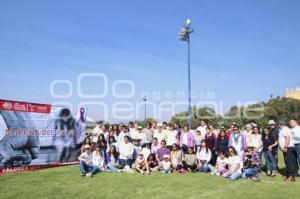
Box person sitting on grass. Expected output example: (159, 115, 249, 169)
(78, 144, 92, 176)
(223, 146, 242, 180)
(147, 153, 159, 172)
(182, 147, 198, 172)
(106, 145, 121, 172)
(159, 154, 172, 173)
(241, 144, 261, 181)
(135, 153, 150, 174)
(156, 140, 171, 165)
(197, 140, 211, 173)
(88, 145, 106, 177)
(170, 143, 183, 171)
(208, 151, 228, 176)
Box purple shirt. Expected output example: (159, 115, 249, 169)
(156, 147, 171, 161)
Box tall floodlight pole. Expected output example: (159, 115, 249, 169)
(142, 96, 147, 122)
(179, 19, 193, 129)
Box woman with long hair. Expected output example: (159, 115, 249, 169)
(262, 127, 278, 176)
(223, 146, 242, 180)
(197, 140, 211, 173)
(106, 145, 121, 172)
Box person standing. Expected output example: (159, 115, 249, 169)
(228, 125, 247, 159)
(268, 120, 280, 168)
(142, 122, 154, 143)
(179, 125, 195, 154)
(290, 118, 300, 175)
(153, 123, 167, 145)
(119, 136, 134, 169)
(262, 127, 278, 176)
(166, 124, 178, 150)
(278, 120, 297, 182)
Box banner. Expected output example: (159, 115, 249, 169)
(0, 99, 86, 174)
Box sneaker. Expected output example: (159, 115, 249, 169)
(210, 172, 214, 175)
(86, 172, 92, 177)
(146, 171, 150, 175)
(81, 172, 86, 176)
(168, 171, 171, 174)
(161, 171, 166, 174)
(140, 171, 144, 175)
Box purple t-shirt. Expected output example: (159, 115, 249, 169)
(156, 147, 171, 161)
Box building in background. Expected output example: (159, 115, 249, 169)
(286, 87, 300, 100)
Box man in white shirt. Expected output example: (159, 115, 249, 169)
(278, 120, 297, 182)
(91, 124, 102, 144)
(119, 135, 134, 169)
(290, 119, 300, 175)
(196, 120, 207, 135)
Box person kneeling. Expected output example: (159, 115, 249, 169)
(135, 153, 149, 174)
(242, 144, 261, 181)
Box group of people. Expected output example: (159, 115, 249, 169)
(78, 119, 300, 182)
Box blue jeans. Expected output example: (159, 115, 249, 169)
(119, 159, 132, 169)
(242, 168, 258, 178)
(208, 164, 225, 175)
(107, 163, 119, 172)
(198, 160, 209, 173)
(91, 166, 102, 175)
(263, 151, 277, 172)
(295, 144, 300, 163)
(80, 161, 92, 174)
(223, 171, 241, 180)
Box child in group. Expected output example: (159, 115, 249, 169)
(147, 153, 159, 172)
(208, 151, 228, 176)
(135, 153, 150, 174)
(159, 154, 172, 173)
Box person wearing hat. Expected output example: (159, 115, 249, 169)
(159, 154, 172, 173)
(241, 143, 261, 181)
(278, 120, 297, 182)
(78, 144, 93, 176)
(135, 152, 149, 174)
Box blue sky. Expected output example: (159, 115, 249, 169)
(0, 0, 299, 123)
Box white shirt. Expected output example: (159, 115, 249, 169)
(92, 126, 102, 143)
(92, 151, 105, 168)
(249, 134, 263, 152)
(196, 125, 207, 134)
(141, 147, 151, 160)
(182, 132, 188, 145)
(117, 131, 128, 144)
(279, 126, 294, 150)
(166, 130, 178, 146)
(291, 125, 300, 144)
(154, 130, 166, 144)
(228, 155, 242, 173)
(119, 142, 134, 159)
(216, 157, 228, 169)
(196, 148, 211, 161)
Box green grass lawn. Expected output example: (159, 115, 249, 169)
(1, 162, 300, 199)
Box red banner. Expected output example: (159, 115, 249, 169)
(0, 99, 52, 113)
